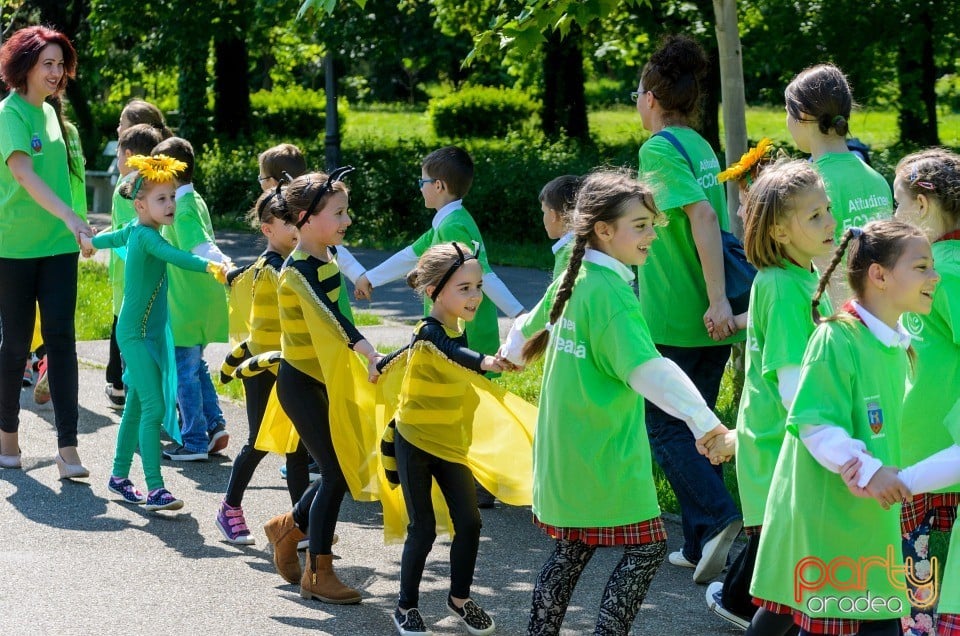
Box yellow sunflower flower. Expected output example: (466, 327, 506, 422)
(126, 154, 188, 183)
(717, 137, 775, 183)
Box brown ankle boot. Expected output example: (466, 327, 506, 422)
(300, 552, 361, 604)
(263, 512, 305, 584)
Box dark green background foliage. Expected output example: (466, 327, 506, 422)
(428, 86, 539, 138)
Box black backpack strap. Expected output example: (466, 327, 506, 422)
(653, 129, 696, 175)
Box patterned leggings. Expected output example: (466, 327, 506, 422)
(527, 538, 666, 636)
(903, 508, 943, 636)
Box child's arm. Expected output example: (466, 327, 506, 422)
(357, 245, 420, 297)
(225, 263, 252, 287)
(418, 320, 487, 373)
(799, 424, 887, 489)
(481, 272, 524, 318)
(90, 224, 134, 251)
(626, 357, 731, 459)
(335, 246, 366, 284)
(892, 446, 960, 496)
(143, 230, 222, 275)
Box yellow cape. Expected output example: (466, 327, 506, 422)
(227, 265, 256, 346)
(253, 269, 380, 503)
(376, 340, 536, 544)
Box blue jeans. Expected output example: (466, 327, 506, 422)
(644, 343, 740, 562)
(175, 345, 225, 453)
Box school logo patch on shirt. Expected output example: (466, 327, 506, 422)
(30, 133, 42, 154)
(867, 400, 884, 435)
(903, 313, 924, 340)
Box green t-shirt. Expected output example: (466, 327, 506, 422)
(736, 261, 830, 526)
(637, 126, 743, 347)
(161, 189, 228, 346)
(533, 252, 661, 528)
(109, 174, 137, 316)
(900, 240, 960, 491)
(815, 153, 892, 242)
(411, 205, 499, 356)
(520, 233, 575, 339)
(64, 121, 86, 221)
(751, 318, 908, 619)
(0, 91, 76, 258)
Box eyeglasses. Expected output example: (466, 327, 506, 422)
(630, 89, 654, 103)
(418, 177, 439, 188)
(257, 175, 272, 183)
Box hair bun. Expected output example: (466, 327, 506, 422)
(653, 34, 709, 80)
(405, 269, 419, 290)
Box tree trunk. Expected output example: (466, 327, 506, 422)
(541, 24, 589, 141)
(214, 36, 252, 139)
(897, 3, 939, 145)
(324, 54, 341, 171)
(177, 37, 210, 147)
(712, 0, 748, 239)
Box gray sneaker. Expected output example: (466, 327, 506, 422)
(393, 607, 430, 635)
(162, 444, 208, 461)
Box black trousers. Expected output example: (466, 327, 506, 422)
(106, 315, 123, 390)
(395, 431, 482, 609)
(224, 370, 310, 507)
(277, 361, 346, 555)
(0, 253, 79, 447)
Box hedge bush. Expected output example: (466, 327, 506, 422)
(250, 87, 348, 138)
(195, 131, 637, 248)
(428, 86, 538, 139)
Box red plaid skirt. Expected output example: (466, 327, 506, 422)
(744, 524, 761, 537)
(533, 515, 667, 546)
(751, 598, 868, 635)
(938, 613, 960, 635)
(900, 492, 960, 535)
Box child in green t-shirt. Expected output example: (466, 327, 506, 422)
(354, 146, 524, 357)
(704, 160, 836, 629)
(748, 220, 939, 636)
(503, 170, 730, 635)
(152, 137, 232, 462)
(103, 123, 164, 408)
(886, 149, 960, 635)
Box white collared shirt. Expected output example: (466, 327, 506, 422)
(552, 232, 574, 255)
(175, 183, 194, 201)
(431, 199, 464, 230)
(582, 248, 635, 282)
(850, 300, 912, 349)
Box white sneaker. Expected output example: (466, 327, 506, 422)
(705, 582, 750, 630)
(694, 520, 743, 583)
(668, 550, 696, 568)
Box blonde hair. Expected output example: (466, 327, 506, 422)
(406, 242, 475, 298)
(743, 160, 825, 269)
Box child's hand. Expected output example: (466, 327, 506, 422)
(864, 466, 910, 509)
(839, 457, 870, 498)
(78, 232, 95, 257)
(207, 261, 229, 284)
(705, 430, 737, 465)
(367, 357, 382, 384)
(480, 355, 508, 373)
(355, 274, 373, 301)
(495, 353, 522, 373)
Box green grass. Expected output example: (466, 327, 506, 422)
(77, 261, 112, 340)
(354, 310, 383, 326)
(213, 372, 245, 403)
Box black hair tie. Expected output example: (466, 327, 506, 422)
(430, 242, 478, 301)
(296, 165, 356, 229)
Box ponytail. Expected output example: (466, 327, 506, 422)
(522, 234, 588, 363)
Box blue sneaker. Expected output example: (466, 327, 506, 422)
(107, 476, 146, 505)
(279, 460, 321, 481)
(145, 488, 184, 511)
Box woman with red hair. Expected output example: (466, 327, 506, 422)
(0, 26, 93, 478)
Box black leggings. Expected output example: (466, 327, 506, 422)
(224, 371, 310, 507)
(722, 529, 761, 618)
(0, 253, 79, 447)
(395, 431, 482, 609)
(527, 538, 666, 635)
(106, 315, 123, 390)
(277, 361, 346, 555)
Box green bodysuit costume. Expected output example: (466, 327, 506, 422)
(93, 222, 211, 490)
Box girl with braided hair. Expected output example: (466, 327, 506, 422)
(502, 169, 731, 635)
(748, 220, 939, 636)
(80, 155, 228, 511)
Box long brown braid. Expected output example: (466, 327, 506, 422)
(812, 228, 856, 322)
(522, 233, 589, 362)
(521, 170, 659, 363)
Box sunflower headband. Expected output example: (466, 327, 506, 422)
(717, 138, 775, 188)
(125, 154, 188, 200)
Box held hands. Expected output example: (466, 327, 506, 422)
(66, 214, 94, 247)
(840, 457, 911, 509)
(206, 261, 229, 284)
(355, 274, 373, 301)
(480, 354, 521, 374)
(696, 424, 735, 465)
(703, 298, 737, 341)
(78, 232, 96, 258)
(367, 353, 384, 384)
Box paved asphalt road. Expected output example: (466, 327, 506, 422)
(0, 217, 744, 635)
